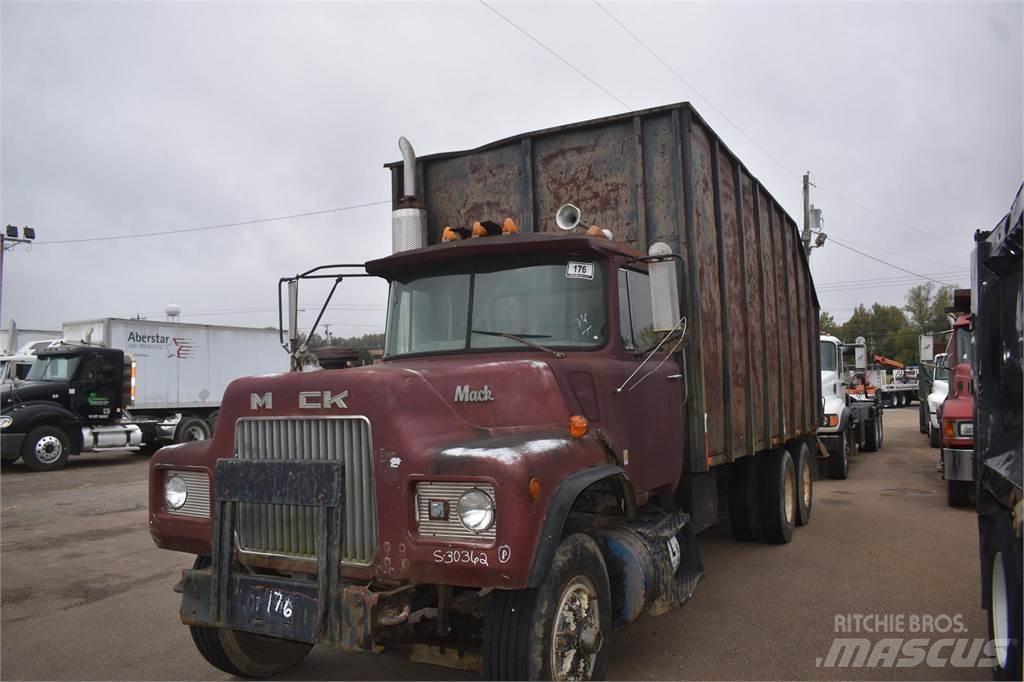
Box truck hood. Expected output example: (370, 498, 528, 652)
(0, 380, 68, 409)
(213, 356, 573, 456)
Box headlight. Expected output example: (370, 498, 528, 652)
(164, 474, 188, 510)
(821, 413, 839, 428)
(0, 415, 11, 429)
(457, 488, 495, 532)
(957, 421, 974, 438)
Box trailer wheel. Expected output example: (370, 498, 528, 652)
(827, 431, 850, 480)
(728, 455, 761, 541)
(759, 448, 795, 543)
(928, 423, 941, 448)
(176, 417, 211, 444)
(984, 511, 1022, 681)
(863, 413, 883, 452)
(188, 557, 311, 678)
(21, 425, 71, 472)
(788, 442, 813, 526)
(946, 480, 971, 507)
(484, 533, 610, 681)
(919, 403, 928, 434)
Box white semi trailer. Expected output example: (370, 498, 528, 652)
(61, 318, 284, 446)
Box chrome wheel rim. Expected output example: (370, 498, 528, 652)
(550, 576, 602, 681)
(182, 425, 207, 442)
(801, 458, 812, 509)
(992, 551, 1009, 667)
(34, 435, 63, 464)
(784, 461, 795, 524)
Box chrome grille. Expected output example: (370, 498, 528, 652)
(415, 481, 497, 541)
(164, 470, 210, 518)
(234, 417, 376, 565)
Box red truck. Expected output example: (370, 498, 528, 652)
(940, 290, 975, 507)
(149, 104, 821, 680)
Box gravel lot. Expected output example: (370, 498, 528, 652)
(1, 407, 990, 680)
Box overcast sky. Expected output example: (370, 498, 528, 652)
(2, 1, 1021, 342)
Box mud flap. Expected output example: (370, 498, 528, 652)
(594, 508, 703, 629)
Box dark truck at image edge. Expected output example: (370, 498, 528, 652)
(149, 103, 822, 680)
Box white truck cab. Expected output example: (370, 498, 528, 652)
(926, 352, 950, 449)
(818, 335, 884, 479)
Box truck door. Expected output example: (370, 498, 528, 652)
(613, 268, 686, 493)
(71, 351, 121, 424)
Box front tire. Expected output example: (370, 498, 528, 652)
(827, 431, 850, 480)
(21, 425, 71, 471)
(946, 480, 972, 507)
(188, 557, 312, 678)
(919, 403, 928, 434)
(928, 423, 941, 448)
(484, 533, 611, 681)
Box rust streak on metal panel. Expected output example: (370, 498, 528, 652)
(757, 187, 780, 445)
(633, 116, 648, 252)
(521, 138, 535, 234)
(708, 139, 733, 456)
(740, 171, 765, 451)
(718, 151, 747, 457)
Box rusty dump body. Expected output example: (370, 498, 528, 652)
(387, 101, 822, 464)
(151, 103, 821, 672)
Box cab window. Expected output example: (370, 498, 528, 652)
(618, 269, 654, 350)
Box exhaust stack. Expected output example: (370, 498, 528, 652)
(392, 136, 427, 253)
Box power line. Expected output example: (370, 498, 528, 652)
(479, 0, 631, 110)
(819, 235, 965, 270)
(825, 237, 954, 286)
(588, 1, 966, 253)
(816, 271, 967, 288)
(35, 199, 391, 245)
(814, 185, 967, 250)
(592, 0, 802, 180)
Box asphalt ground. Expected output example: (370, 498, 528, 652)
(1, 407, 991, 681)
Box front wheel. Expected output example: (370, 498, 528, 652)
(484, 533, 611, 680)
(21, 425, 71, 471)
(176, 416, 211, 444)
(919, 403, 928, 434)
(188, 557, 312, 678)
(928, 423, 941, 448)
(827, 431, 850, 480)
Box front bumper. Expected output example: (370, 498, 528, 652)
(942, 448, 974, 482)
(180, 457, 405, 650)
(1, 432, 25, 459)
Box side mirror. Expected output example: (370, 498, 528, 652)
(648, 242, 680, 333)
(854, 346, 867, 370)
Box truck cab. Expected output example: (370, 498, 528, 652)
(818, 335, 884, 479)
(0, 344, 141, 470)
(940, 315, 975, 506)
(926, 352, 950, 448)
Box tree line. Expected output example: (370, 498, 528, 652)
(819, 283, 957, 365)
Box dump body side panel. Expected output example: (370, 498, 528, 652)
(387, 103, 818, 468)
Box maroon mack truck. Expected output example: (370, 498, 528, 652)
(149, 103, 822, 681)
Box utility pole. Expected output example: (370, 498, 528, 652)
(801, 173, 812, 255)
(1, 226, 38, 329)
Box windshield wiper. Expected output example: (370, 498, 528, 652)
(471, 330, 565, 359)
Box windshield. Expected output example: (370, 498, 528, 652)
(385, 261, 606, 357)
(26, 355, 81, 381)
(954, 328, 973, 365)
(934, 354, 949, 382)
(819, 340, 838, 372)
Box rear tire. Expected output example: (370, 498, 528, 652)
(21, 425, 71, 472)
(188, 557, 312, 678)
(985, 511, 1022, 681)
(863, 413, 883, 452)
(759, 448, 795, 544)
(919, 403, 928, 434)
(946, 480, 972, 507)
(175, 416, 211, 444)
(728, 455, 761, 541)
(788, 442, 813, 527)
(827, 431, 849, 480)
(483, 533, 611, 681)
